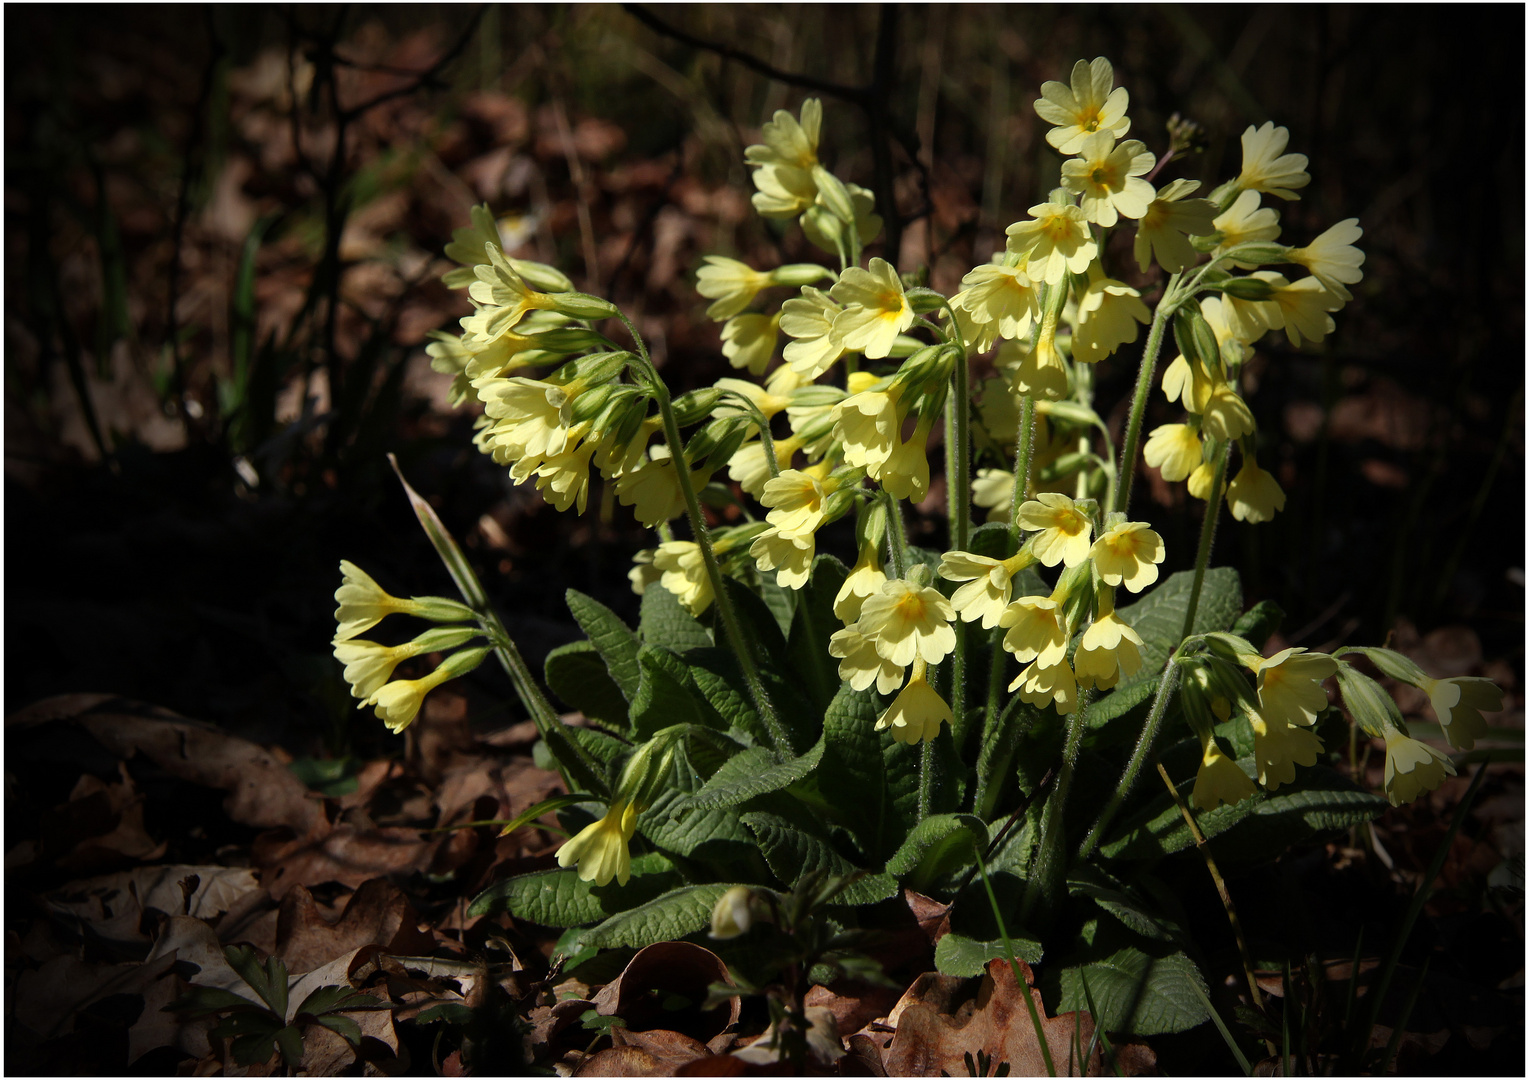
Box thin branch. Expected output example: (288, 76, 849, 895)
(340, 6, 488, 121)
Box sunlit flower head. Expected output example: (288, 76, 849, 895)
(875, 667, 954, 745)
(830, 258, 914, 360)
(832, 387, 903, 474)
(829, 625, 906, 695)
(972, 468, 1016, 523)
(1072, 275, 1151, 364)
(1200, 383, 1256, 442)
(762, 468, 835, 539)
(939, 551, 1029, 630)
(1191, 740, 1257, 811)
(721, 312, 781, 375)
(557, 800, 640, 886)
(696, 257, 775, 321)
(1251, 648, 1337, 728)
(1006, 202, 1099, 285)
(336, 630, 478, 702)
(532, 437, 598, 514)
(1236, 122, 1310, 201)
(948, 263, 1039, 354)
(1017, 492, 1094, 567)
(1213, 190, 1282, 266)
(999, 596, 1069, 667)
(1270, 277, 1341, 348)
(334, 561, 418, 642)
(1074, 610, 1145, 691)
(1219, 271, 1286, 343)
(1382, 728, 1456, 807)
(1033, 57, 1131, 156)
(1288, 218, 1365, 302)
(878, 418, 934, 503)
(750, 526, 815, 590)
(1134, 178, 1218, 274)
(1011, 657, 1078, 715)
(781, 286, 846, 378)
(1251, 709, 1323, 791)
(464, 244, 560, 339)
(654, 540, 714, 617)
(1061, 132, 1156, 227)
(835, 543, 888, 623)
(1010, 326, 1070, 401)
(476, 377, 571, 460)
(1420, 676, 1504, 752)
(1187, 461, 1218, 501)
(1089, 521, 1165, 593)
(745, 100, 823, 218)
(858, 579, 957, 667)
(1144, 423, 1203, 482)
(1227, 457, 1286, 523)
(1161, 354, 1214, 414)
(728, 434, 802, 499)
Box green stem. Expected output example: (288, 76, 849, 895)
(943, 323, 974, 753)
(976, 849, 1057, 1078)
(1077, 657, 1183, 860)
(1114, 272, 1181, 515)
(884, 488, 910, 579)
(1179, 441, 1231, 642)
(1021, 687, 1093, 926)
(1010, 394, 1036, 539)
(620, 315, 794, 755)
(918, 738, 934, 824)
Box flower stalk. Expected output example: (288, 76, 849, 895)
(1114, 272, 1181, 515)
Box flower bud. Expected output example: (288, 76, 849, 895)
(1334, 661, 1406, 739)
(1220, 276, 1277, 302)
(709, 885, 758, 940)
(1173, 303, 1222, 377)
(438, 644, 492, 678)
(411, 595, 479, 623)
(1221, 242, 1290, 268)
(670, 387, 725, 426)
(771, 263, 834, 288)
(810, 165, 857, 224)
(1342, 646, 1429, 686)
(548, 292, 621, 320)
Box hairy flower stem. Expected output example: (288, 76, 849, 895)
(918, 739, 934, 824)
(883, 489, 910, 580)
(1077, 657, 1183, 860)
(621, 315, 794, 755)
(1179, 442, 1231, 641)
(943, 325, 974, 753)
(1010, 395, 1037, 538)
(1021, 687, 1093, 927)
(1114, 272, 1182, 515)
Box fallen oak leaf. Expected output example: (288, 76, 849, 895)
(276, 878, 436, 975)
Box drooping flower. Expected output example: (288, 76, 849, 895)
(1033, 57, 1132, 155)
(857, 579, 957, 667)
(835, 543, 888, 623)
(1250, 648, 1337, 727)
(334, 561, 419, 641)
(721, 312, 781, 375)
(1072, 274, 1151, 363)
(1419, 676, 1504, 751)
(1382, 729, 1456, 807)
(556, 800, 640, 886)
(972, 468, 1016, 523)
(1187, 461, 1218, 501)
(1213, 190, 1282, 265)
(531, 437, 599, 514)
(1074, 609, 1145, 691)
(696, 257, 775, 321)
(1016, 492, 1094, 568)
(780, 286, 846, 378)
(878, 416, 934, 503)
(1287, 219, 1365, 302)
(762, 468, 836, 539)
(875, 665, 954, 745)
(1006, 202, 1099, 285)
(615, 452, 712, 528)
(367, 668, 458, 733)
(1134, 178, 1218, 274)
(1269, 277, 1341, 348)
(832, 387, 903, 475)
(1010, 322, 1071, 400)
(948, 263, 1039, 354)
(1200, 383, 1256, 442)
(999, 596, 1069, 667)
(1236, 122, 1310, 201)
(463, 244, 561, 340)
(1226, 457, 1286, 523)
(476, 377, 572, 460)
(728, 434, 802, 499)
(709, 885, 757, 940)
(746, 99, 823, 218)
(1061, 132, 1156, 227)
(830, 258, 914, 360)
(1250, 709, 1323, 791)
(828, 625, 906, 695)
(654, 541, 714, 617)
(750, 526, 815, 590)
(1090, 521, 1165, 593)
(1219, 271, 1286, 343)
(1191, 740, 1257, 811)
(1144, 423, 1203, 482)
(1011, 657, 1078, 715)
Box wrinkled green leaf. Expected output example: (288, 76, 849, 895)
(466, 851, 677, 925)
(741, 811, 895, 904)
(1115, 568, 1242, 691)
(819, 684, 908, 863)
(1054, 943, 1209, 1035)
(686, 738, 825, 809)
(686, 647, 772, 747)
(567, 589, 642, 700)
(1067, 865, 1180, 942)
(785, 555, 848, 715)
(935, 931, 1043, 977)
(580, 884, 734, 949)
(884, 813, 985, 886)
(630, 645, 717, 738)
(545, 640, 630, 727)
(639, 582, 712, 653)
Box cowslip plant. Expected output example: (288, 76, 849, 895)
(333, 58, 1504, 1041)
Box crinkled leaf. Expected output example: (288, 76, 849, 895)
(466, 851, 677, 925)
(580, 884, 733, 949)
(1114, 568, 1242, 691)
(1067, 865, 1180, 942)
(819, 684, 906, 863)
(966, 521, 1019, 562)
(638, 746, 753, 858)
(1053, 942, 1209, 1036)
(884, 813, 986, 888)
(639, 582, 712, 654)
(935, 932, 1042, 977)
(741, 811, 895, 903)
(686, 738, 826, 809)
(630, 645, 717, 739)
(545, 641, 630, 727)
(566, 588, 642, 700)
(976, 690, 1044, 821)
(758, 575, 797, 640)
(1231, 599, 1284, 650)
(785, 555, 848, 715)
(686, 647, 771, 747)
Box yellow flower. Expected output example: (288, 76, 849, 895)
(1061, 132, 1156, 227)
(833, 387, 903, 475)
(1144, 423, 1203, 482)
(443, 204, 572, 292)
(948, 263, 1039, 353)
(367, 666, 459, 733)
(830, 258, 914, 360)
(654, 541, 713, 617)
(463, 244, 560, 339)
(1213, 190, 1282, 266)
(333, 561, 471, 641)
(1187, 462, 1217, 501)
(557, 800, 640, 886)
(1072, 274, 1150, 364)
(835, 543, 888, 623)
(728, 434, 802, 499)
(1191, 740, 1257, 811)
(1134, 178, 1218, 273)
(940, 551, 1031, 630)
(721, 312, 781, 375)
(1236, 122, 1310, 201)
(697, 257, 775, 321)
(828, 625, 906, 695)
(1006, 202, 1099, 285)
(746, 99, 822, 218)
(1161, 354, 1214, 414)
(1219, 271, 1285, 343)
(878, 416, 934, 503)
(1010, 323, 1070, 400)
(762, 468, 836, 539)
(875, 665, 954, 745)
(1250, 648, 1337, 727)
(709, 885, 756, 940)
(750, 526, 815, 590)
(1011, 658, 1078, 715)
(531, 438, 598, 514)
(1226, 457, 1286, 523)
(1017, 492, 1093, 568)
(1201, 383, 1256, 442)
(1269, 277, 1340, 348)
(628, 549, 661, 595)
(858, 579, 957, 667)
(1288, 219, 1365, 302)
(476, 377, 572, 459)
(337, 631, 481, 701)
(999, 596, 1069, 667)
(1074, 610, 1145, 691)
(972, 468, 1015, 523)
(1382, 729, 1456, 807)
(780, 286, 846, 378)
(1089, 522, 1165, 593)
(1033, 57, 1131, 156)
(1419, 676, 1504, 751)
(615, 452, 711, 528)
(1250, 710, 1323, 791)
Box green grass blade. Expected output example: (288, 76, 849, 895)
(975, 846, 1055, 1077)
(1179, 972, 1252, 1076)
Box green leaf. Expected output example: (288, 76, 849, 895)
(976, 692, 1044, 820)
(224, 946, 289, 1019)
(884, 814, 986, 888)
(566, 589, 642, 700)
(466, 851, 678, 925)
(818, 683, 907, 863)
(935, 931, 1043, 977)
(1087, 675, 1161, 730)
(1067, 866, 1180, 942)
(686, 738, 826, 810)
(1114, 568, 1242, 691)
(639, 582, 712, 654)
(545, 641, 630, 727)
(1054, 944, 1209, 1035)
(295, 984, 379, 1018)
(630, 645, 715, 739)
(580, 884, 734, 949)
(966, 521, 1019, 561)
(686, 647, 772, 746)
(489, 794, 604, 841)
(741, 811, 896, 904)
(718, 579, 819, 753)
(314, 1013, 363, 1046)
(785, 555, 849, 716)
(168, 986, 270, 1019)
(759, 576, 798, 640)
(274, 1024, 307, 1068)
(637, 745, 753, 858)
